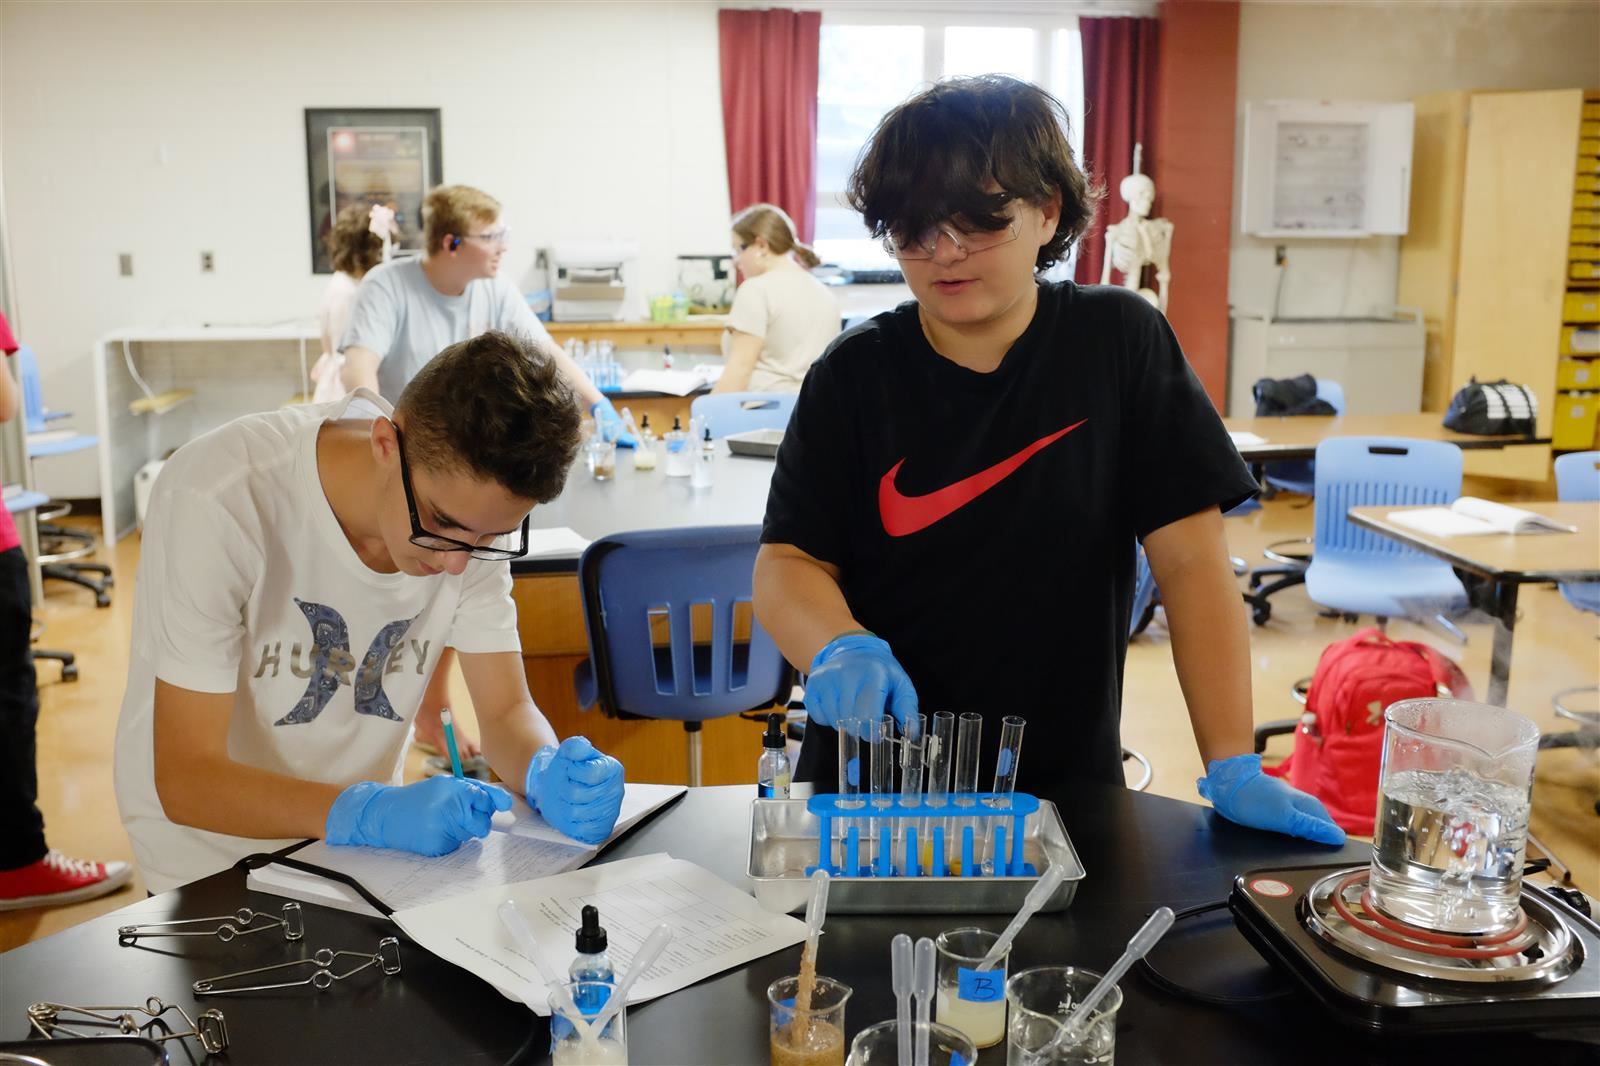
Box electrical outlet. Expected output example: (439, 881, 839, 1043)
(119, 253, 133, 277)
(201, 251, 215, 273)
(1274, 244, 1288, 267)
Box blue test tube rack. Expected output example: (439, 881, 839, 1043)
(804, 792, 1040, 878)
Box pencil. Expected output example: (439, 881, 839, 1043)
(440, 708, 465, 779)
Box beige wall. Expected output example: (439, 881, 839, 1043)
(1227, 0, 1600, 370)
(1, 0, 729, 498)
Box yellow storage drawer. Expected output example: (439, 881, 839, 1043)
(1563, 325, 1600, 355)
(1585, 103, 1600, 120)
(1581, 155, 1600, 175)
(1567, 291, 1600, 321)
(1579, 193, 1600, 210)
(1573, 261, 1600, 280)
(1553, 393, 1600, 450)
(1558, 358, 1600, 389)
(1574, 228, 1600, 244)
(1575, 210, 1600, 227)
(1579, 174, 1600, 192)
(1574, 244, 1600, 261)
(1584, 121, 1600, 138)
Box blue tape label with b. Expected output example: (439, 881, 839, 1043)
(957, 966, 1004, 1003)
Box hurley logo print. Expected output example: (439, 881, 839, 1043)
(250, 599, 427, 726)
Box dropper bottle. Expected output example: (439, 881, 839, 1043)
(569, 904, 615, 1014)
(758, 713, 792, 799)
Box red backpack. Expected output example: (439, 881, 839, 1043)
(1265, 628, 1472, 835)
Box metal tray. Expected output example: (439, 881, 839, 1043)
(725, 428, 783, 458)
(746, 798, 1085, 914)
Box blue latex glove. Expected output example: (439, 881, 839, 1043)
(325, 777, 512, 856)
(805, 633, 920, 732)
(591, 397, 638, 449)
(525, 736, 625, 845)
(1197, 753, 1347, 846)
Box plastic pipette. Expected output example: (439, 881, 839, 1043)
(587, 922, 674, 1038)
(803, 868, 831, 967)
(912, 936, 934, 1066)
(619, 406, 641, 442)
(974, 862, 1067, 971)
(1044, 907, 1175, 1055)
(496, 899, 563, 988)
(891, 933, 913, 1066)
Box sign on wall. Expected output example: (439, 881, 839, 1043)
(305, 108, 443, 274)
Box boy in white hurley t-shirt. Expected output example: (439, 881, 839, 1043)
(115, 331, 625, 893)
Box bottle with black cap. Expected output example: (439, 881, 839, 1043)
(758, 712, 792, 799)
(569, 904, 614, 1014)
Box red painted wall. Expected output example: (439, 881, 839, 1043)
(1150, 0, 1240, 408)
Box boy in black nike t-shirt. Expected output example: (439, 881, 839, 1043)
(754, 75, 1344, 846)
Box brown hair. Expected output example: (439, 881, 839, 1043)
(846, 75, 1100, 272)
(395, 330, 580, 504)
(324, 204, 386, 277)
(423, 184, 501, 256)
(731, 203, 822, 269)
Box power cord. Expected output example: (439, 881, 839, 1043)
(1135, 900, 1293, 1008)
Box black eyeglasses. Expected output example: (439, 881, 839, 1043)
(395, 426, 529, 561)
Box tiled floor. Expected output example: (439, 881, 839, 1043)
(3, 489, 1595, 952)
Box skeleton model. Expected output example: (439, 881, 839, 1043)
(1100, 144, 1173, 313)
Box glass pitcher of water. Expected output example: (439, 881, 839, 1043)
(1369, 698, 1540, 935)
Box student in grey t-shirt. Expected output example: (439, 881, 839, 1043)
(339, 185, 632, 443)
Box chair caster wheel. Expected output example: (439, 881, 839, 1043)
(1252, 604, 1272, 626)
(95, 593, 111, 608)
(61, 665, 79, 683)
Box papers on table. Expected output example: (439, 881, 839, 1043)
(1387, 497, 1579, 538)
(246, 783, 685, 916)
(1228, 431, 1268, 447)
(521, 526, 591, 559)
(392, 853, 808, 1015)
(619, 365, 723, 396)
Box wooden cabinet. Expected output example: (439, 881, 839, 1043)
(1398, 88, 1596, 481)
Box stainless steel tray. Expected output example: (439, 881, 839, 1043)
(725, 428, 783, 458)
(746, 799, 1085, 914)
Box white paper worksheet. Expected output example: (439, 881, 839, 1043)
(392, 852, 808, 1015)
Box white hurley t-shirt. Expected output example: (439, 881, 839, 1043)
(113, 390, 521, 893)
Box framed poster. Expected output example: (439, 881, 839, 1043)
(305, 107, 442, 273)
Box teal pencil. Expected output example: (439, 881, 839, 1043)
(440, 708, 465, 779)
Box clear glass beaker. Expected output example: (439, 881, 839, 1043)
(1006, 966, 1120, 1065)
(768, 974, 851, 1066)
(1368, 698, 1540, 935)
(549, 980, 628, 1064)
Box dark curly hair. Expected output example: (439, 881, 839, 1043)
(323, 204, 387, 277)
(846, 75, 1101, 272)
(395, 331, 580, 504)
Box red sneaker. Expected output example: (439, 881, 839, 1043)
(0, 850, 133, 910)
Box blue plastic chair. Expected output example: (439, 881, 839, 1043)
(689, 392, 796, 438)
(574, 525, 793, 785)
(1244, 380, 1345, 624)
(1553, 451, 1600, 616)
(1303, 437, 1468, 622)
(14, 344, 111, 605)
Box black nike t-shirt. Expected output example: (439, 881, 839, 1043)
(761, 281, 1257, 798)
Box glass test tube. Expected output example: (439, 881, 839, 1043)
(899, 714, 927, 874)
(925, 712, 956, 873)
(835, 718, 864, 874)
(953, 713, 982, 876)
(869, 716, 894, 874)
(984, 716, 1027, 874)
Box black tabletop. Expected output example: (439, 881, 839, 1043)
(3, 784, 1595, 1065)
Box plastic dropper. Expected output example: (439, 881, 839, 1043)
(891, 933, 913, 1066)
(913, 936, 935, 1066)
(1044, 907, 1175, 1055)
(974, 863, 1067, 971)
(586, 922, 675, 1040)
(795, 869, 830, 1013)
(496, 899, 563, 987)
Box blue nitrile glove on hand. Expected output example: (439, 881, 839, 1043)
(591, 397, 638, 448)
(1197, 753, 1347, 846)
(325, 777, 513, 856)
(525, 736, 625, 845)
(805, 633, 920, 732)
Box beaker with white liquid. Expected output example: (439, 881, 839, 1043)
(1368, 698, 1540, 935)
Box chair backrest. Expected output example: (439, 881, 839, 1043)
(577, 525, 793, 723)
(1312, 437, 1463, 562)
(1314, 378, 1347, 415)
(1129, 543, 1158, 639)
(1263, 379, 1346, 491)
(690, 392, 796, 438)
(1554, 450, 1600, 502)
(14, 345, 47, 434)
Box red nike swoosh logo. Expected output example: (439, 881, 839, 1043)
(879, 419, 1088, 537)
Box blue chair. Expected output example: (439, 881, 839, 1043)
(1548, 451, 1599, 775)
(689, 392, 796, 438)
(15, 345, 112, 606)
(4, 485, 76, 681)
(1303, 436, 1468, 623)
(1244, 379, 1346, 625)
(574, 525, 794, 785)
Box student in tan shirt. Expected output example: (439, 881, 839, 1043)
(716, 204, 842, 393)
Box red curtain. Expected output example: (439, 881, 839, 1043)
(718, 8, 822, 242)
(1074, 17, 1161, 286)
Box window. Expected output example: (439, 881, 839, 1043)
(814, 12, 1084, 271)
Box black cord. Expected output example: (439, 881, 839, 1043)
(1136, 900, 1293, 1008)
